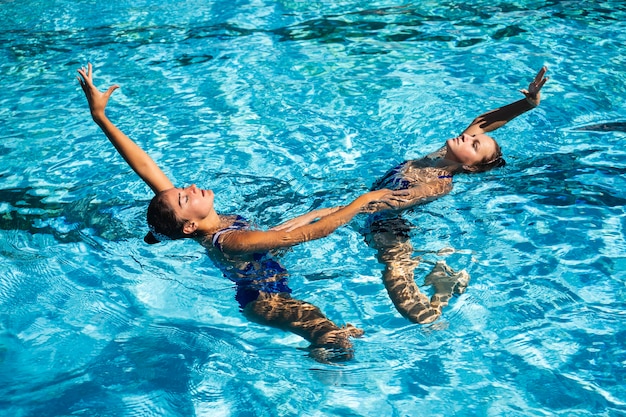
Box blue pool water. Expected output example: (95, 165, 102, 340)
(1, 0, 625, 415)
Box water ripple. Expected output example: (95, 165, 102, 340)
(2, 0, 626, 415)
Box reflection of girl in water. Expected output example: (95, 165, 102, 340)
(365, 67, 548, 324)
(77, 63, 401, 362)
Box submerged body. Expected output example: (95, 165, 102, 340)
(205, 215, 362, 360)
(365, 150, 466, 324)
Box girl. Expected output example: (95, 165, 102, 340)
(364, 67, 548, 324)
(77, 63, 400, 362)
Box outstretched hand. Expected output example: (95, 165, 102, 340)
(361, 188, 410, 213)
(520, 66, 548, 107)
(77, 63, 119, 120)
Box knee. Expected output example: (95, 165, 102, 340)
(407, 305, 440, 324)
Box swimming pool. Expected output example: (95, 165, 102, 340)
(1, 0, 625, 415)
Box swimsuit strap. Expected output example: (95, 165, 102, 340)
(212, 215, 249, 251)
(372, 161, 411, 191)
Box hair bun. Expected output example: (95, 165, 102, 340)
(144, 232, 160, 244)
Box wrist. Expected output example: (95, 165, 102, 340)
(91, 110, 107, 123)
(525, 97, 539, 108)
(524, 91, 540, 108)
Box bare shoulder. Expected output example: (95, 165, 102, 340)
(403, 165, 452, 186)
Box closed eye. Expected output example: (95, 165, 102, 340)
(178, 192, 189, 208)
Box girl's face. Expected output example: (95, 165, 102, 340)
(445, 133, 497, 166)
(161, 184, 215, 223)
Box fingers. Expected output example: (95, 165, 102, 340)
(271, 222, 297, 232)
(77, 68, 87, 82)
(77, 66, 92, 89)
(77, 62, 95, 84)
(537, 76, 548, 90)
(77, 62, 120, 98)
(534, 65, 547, 83)
(532, 66, 548, 91)
(523, 66, 549, 98)
(391, 189, 410, 197)
(271, 225, 295, 232)
(78, 63, 93, 82)
(105, 85, 120, 98)
(270, 220, 295, 231)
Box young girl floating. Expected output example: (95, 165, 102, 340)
(77, 63, 401, 362)
(364, 67, 548, 324)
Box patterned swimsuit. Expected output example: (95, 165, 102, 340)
(365, 152, 452, 237)
(211, 216, 292, 309)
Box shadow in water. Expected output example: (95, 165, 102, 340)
(573, 121, 626, 132)
(0, 185, 142, 243)
(508, 149, 626, 208)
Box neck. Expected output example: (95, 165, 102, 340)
(436, 157, 461, 172)
(196, 209, 223, 235)
(442, 146, 459, 162)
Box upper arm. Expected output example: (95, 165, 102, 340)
(216, 229, 305, 254)
(461, 98, 535, 137)
(462, 116, 489, 136)
(140, 164, 175, 194)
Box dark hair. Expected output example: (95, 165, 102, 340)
(462, 140, 506, 173)
(144, 191, 186, 244)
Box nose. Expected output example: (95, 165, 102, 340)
(188, 184, 198, 193)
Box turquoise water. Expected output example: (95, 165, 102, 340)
(1, 0, 625, 415)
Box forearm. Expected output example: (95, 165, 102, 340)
(270, 206, 343, 232)
(222, 198, 365, 254)
(291, 200, 362, 241)
(77, 63, 175, 194)
(463, 98, 536, 135)
(92, 114, 173, 194)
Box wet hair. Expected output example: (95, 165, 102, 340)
(144, 191, 187, 244)
(462, 140, 506, 174)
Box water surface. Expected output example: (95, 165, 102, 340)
(1, 1, 625, 416)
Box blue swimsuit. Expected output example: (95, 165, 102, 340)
(371, 148, 451, 192)
(212, 216, 292, 309)
(371, 161, 413, 191)
(365, 150, 453, 240)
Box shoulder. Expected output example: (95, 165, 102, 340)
(400, 164, 453, 185)
(210, 215, 250, 251)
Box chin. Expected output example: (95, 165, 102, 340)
(444, 143, 458, 161)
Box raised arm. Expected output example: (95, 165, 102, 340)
(217, 189, 399, 254)
(462, 66, 548, 136)
(77, 63, 174, 194)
